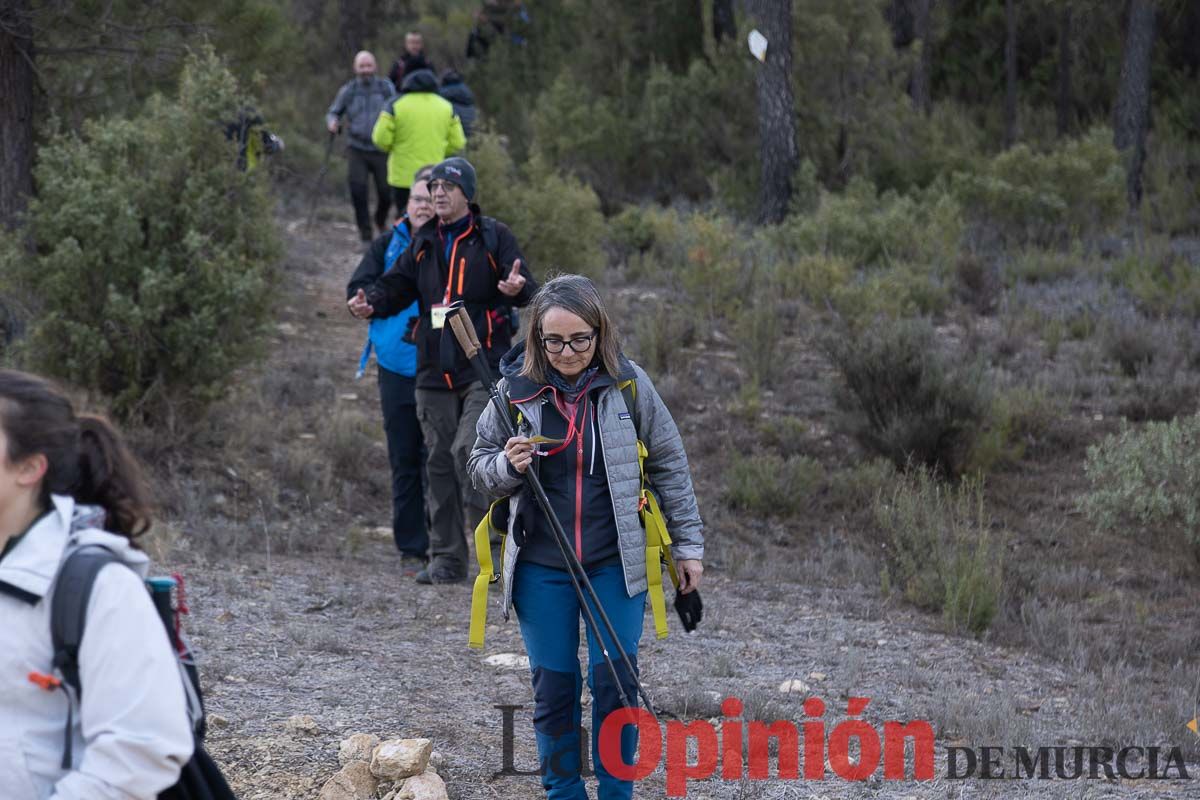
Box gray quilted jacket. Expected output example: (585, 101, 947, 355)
(468, 348, 704, 620)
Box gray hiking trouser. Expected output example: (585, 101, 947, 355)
(416, 382, 491, 572)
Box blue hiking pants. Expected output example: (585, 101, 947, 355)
(512, 561, 646, 800)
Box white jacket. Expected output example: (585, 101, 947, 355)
(0, 494, 194, 800)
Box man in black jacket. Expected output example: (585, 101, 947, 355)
(349, 157, 537, 583)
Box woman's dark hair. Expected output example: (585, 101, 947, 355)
(0, 369, 152, 539)
(521, 274, 623, 384)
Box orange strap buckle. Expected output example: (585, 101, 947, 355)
(28, 671, 62, 691)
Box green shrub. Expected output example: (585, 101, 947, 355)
(471, 133, 607, 280)
(874, 470, 1005, 634)
(1003, 246, 1083, 287)
(630, 301, 695, 376)
(954, 251, 1002, 314)
(776, 178, 964, 270)
(733, 297, 782, 388)
(965, 384, 1064, 474)
(757, 416, 810, 458)
(675, 212, 747, 323)
(607, 205, 658, 262)
(952, 127, 1125, 245)
(822, 317, 993, 477)
(1140, 126, 1200, 236)
(1100, 311, 1158, 378)
(2, 50, 279, 418)
(829, 263, 953, 322)
(725, 453, 822, 517)
(776, 254, 853, 304)
(1080, 414, 1200, 548)
(1108, 237, 1200, 318)
(828, 457, 896, 509)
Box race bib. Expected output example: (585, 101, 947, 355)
(430, 303, 449, 330)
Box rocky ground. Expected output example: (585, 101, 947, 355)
(161, 211, 1200, 799)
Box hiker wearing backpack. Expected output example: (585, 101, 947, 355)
(326, 51, 397, 243)
(372, 68, 466, 214)
(438, 70, 478, 138)
(347, 157, 537, 585)
(0, 370, 195, 799)
(346, 166, 437, 575)
(467, 275, 704, 800)
(387, 31, 436, 90)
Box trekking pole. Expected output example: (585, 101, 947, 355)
(305, 128, 338, 230)
(446, 302, 660, 724)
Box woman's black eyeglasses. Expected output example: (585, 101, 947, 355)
(542, 331, 597, 354)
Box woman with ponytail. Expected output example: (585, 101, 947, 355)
(0, 369, 194, 799)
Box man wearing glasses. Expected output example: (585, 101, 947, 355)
(348, 157, 538, 584)
(346, 166, 437, 576)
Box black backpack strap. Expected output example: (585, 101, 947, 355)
(49, 544, 121, 768)
(478, 215, 500, 264)
(618, 378, 640, 436)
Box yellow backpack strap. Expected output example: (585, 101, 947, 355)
(619, 378, 680, 640)
(468, 498, 506, 650)
(641, 480, 679, 640)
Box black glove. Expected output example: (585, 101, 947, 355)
(674, 589, 702, 632)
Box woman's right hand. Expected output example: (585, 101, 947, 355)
(504, 436, 535, 474)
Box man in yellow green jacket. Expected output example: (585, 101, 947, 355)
(373, 69, 467, 211)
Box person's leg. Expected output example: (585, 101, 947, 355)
(368, 151, 393, 232)
(583, 565, 646, 800)
(513, 561, 587, 800)
(453, 381, 493, 541)
(347, 148, 372, 241)
(379, 367, 428, 561)
(416, 387, 468, 578)
(391, 186, 409, 225)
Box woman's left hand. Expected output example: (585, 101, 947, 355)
(677, 559, 703, 594)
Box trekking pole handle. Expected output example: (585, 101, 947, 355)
(447, 301, 482, 360)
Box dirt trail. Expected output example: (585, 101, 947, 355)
(168, 216, 1197, 799)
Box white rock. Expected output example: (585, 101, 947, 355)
(779, 679, 810, 694)
(318, 761, 378, 800)
(371, 738, 432, 781)
(338, 733, 380, 766)
(483, 653, 530, 670)
(285, 714, 320, 735)
(396, 770, 449, 800)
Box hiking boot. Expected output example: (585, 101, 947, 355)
(399, 554, 426, 578)
(415, 564, 466, 585)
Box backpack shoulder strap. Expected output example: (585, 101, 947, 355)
(478, 216, 501, 270)
(617, 377, 640, 435)
(50, 545, 121, 697)
(49, 545, 122, 769)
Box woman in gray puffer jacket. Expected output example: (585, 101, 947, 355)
(468, 274, 703, 800)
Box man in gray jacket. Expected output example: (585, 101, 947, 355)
(326, 51, 396, 242)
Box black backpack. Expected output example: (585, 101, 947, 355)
(50, 545, 238, 800)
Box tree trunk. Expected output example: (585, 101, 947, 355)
(0, 0, 35, 231)
(1056, 4, 1073, 137)
(713, 0, 736, 44)
(910, 0, 933, 116)
(744, 0, 798, 224)
(1113, 0, 1156, 210)
(1003, 0, 1018, 148)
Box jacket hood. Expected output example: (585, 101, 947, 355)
(401, 68, 440, 93)
(500, 341, 636, 403)
(0, 494, 149, 602)
(440, 82, 475, 105)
